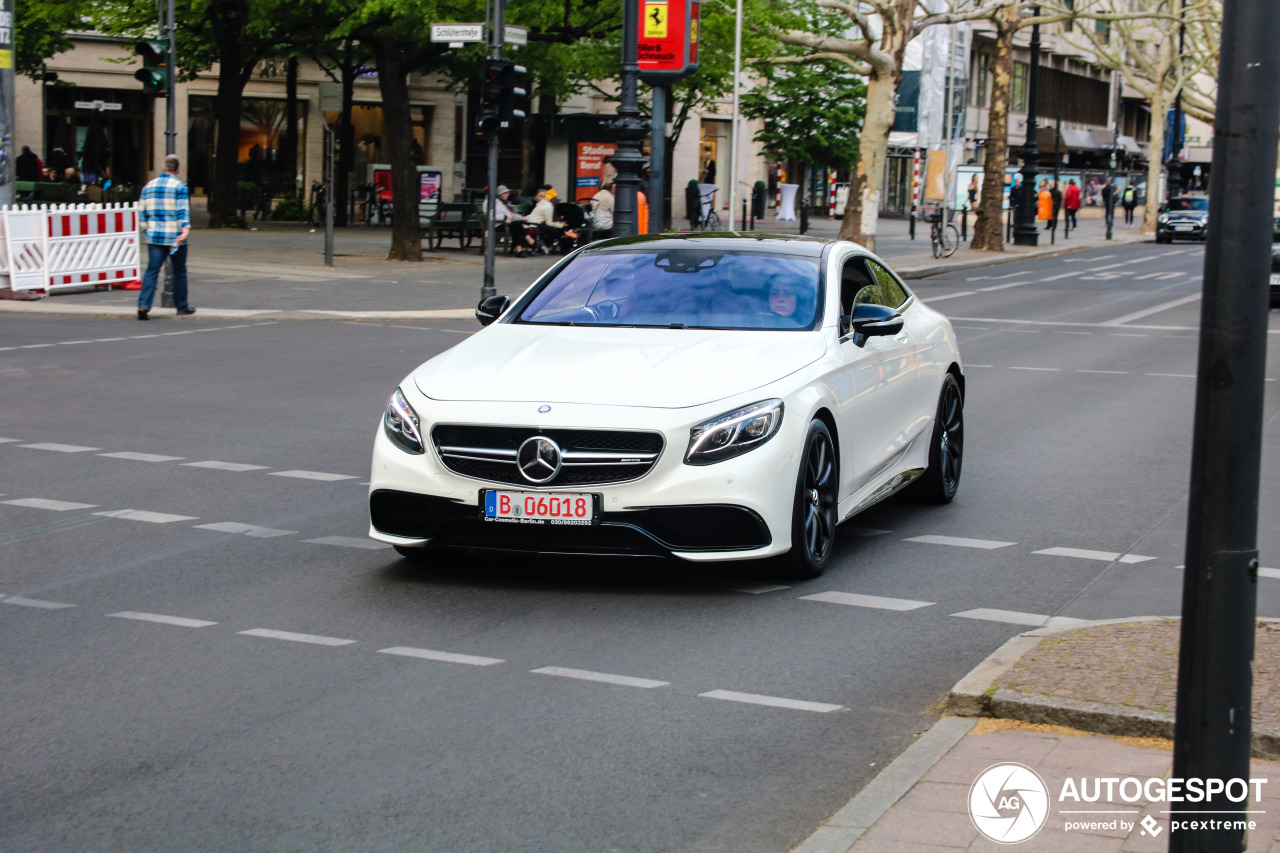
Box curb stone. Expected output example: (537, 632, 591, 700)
(945, 615, 1280, 760)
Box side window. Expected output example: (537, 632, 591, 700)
(839, 257, 879, 316)
(865, 260, 910, 309)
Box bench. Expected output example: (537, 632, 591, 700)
(423, 202, 483, 251)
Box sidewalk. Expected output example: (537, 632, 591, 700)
(0, 205, 1149, 321)
(794, 619, 1280, 852)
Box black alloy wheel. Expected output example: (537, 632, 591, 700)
(780, 420, 839, 579)
(909, 373, 964, 504)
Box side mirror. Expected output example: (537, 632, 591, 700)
(476, 295, 511, 326)
(848, 303, 903, 346)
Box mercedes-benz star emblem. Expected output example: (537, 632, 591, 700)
(517, 436, 562, 484)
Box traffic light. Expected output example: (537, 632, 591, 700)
(134, 39, 168, 97)
(477, 58, 503, 134)
(497, 62, 526, 126)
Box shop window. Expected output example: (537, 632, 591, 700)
(1012, 63, 1028, 112)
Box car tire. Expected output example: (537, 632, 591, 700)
(778, 419, 839, 579)
(908, 374, 964, 504)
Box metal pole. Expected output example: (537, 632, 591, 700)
(650, 86, 666, 234)
(165, 0, 176, 155)
(610, 0, 649, 237)
(727, 0, 743, 230)
(482, 0, 503, 299)
(1013, 7, 1040, 246)
(324, 126, 334, 267)
(1055, 112, 1065, 239)
(1169, 0, 1280, 844)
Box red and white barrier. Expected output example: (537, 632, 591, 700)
(828, 173, 837, 218)
(1, 203, 140, 292)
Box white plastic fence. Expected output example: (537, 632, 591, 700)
(1, 203, 140, 292)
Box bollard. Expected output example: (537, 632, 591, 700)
(799, 199, 810, 234)
(961, 208, 967, 241)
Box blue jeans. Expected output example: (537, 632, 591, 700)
(139, 242, 189, 311)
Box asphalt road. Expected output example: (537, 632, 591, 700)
(1, 240, 1278, 852)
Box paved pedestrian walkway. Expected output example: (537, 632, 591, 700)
(794, 618, 1280, 852)
(0, 200, 1150, 321)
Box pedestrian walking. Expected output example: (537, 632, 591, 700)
(967, 174, 979, 210)
(1064, 178, 1081, 230)
(1037, 180, 1053, 228)
(1048, 181, 1062, 236)
(136, 154, 194, 320)
(1121, 185, 1137, 225)
(589, 181, 615, 238)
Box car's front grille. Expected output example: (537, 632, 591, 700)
(431, 424, 665, 488)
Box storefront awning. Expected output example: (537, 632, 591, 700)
(1059, 128, 1100, 150)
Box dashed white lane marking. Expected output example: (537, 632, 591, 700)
(1102, 294, 1203, 326)
(95, 509, 199, 524)
(1260, 568, 1280, 580)
(109, 611, 217, 628)
(1057, 331, 1095, 336)
(378, 647, 505, 666)
(19, 343, 55, 349)
(977, 280, 1031, 293)
(906, 535, 1016, 550)
(1110, 333, 1149, 338)
(1063, 254, 1116, 263)
(269, 470, 357, 482)
(303, 536, 391, 550)
(131, 334, 162, 339)
(698, 690, 844, 713)
(1, 497, 98, 511)
(58, 340, 94, 345)
(952, 608, 1086, 628)
(0, 437, 21, 443)
(194, 522, 297, 538)
(20, 443, 100, 453)
(1009, 366, 1060, 372)
(966, 271, 1027, 280)
(924, 291, 978, 302)
(182, 460, 270, 472)
(1078, 369, 1129, 375)
(1033, 547, 1155, 564)
(238, 628, 356, 646)
(531, 666, 669, 689)
(98, 451, 185, 462)
(1147, 373, 1196, 378)
(95, 337, 128, 342)
(3, 597, 75, 609)
(800, 591, 934, 611)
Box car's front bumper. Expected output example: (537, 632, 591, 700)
(368, 391, 811, 562)
(1158, 221, 1206, 240)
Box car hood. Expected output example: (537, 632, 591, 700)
(414, 323, 827, 408)
(1163, 211, 1207, 221)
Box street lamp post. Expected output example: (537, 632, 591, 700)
(1165, 0, 1187, 201)
(1013, 7, 1041, 246)
(611, 0, 650, 238)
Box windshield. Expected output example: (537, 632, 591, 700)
(1167, 197, 1209, 211)
(516, 249, 823, 330)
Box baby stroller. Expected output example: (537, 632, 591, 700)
(523, 203, 583, 255)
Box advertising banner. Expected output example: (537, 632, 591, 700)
(574, 142, 617, 202)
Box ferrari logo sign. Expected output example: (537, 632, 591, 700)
(644, 1, 668, 38)
(637, 0, 698, 81)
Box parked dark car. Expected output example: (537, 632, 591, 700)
(1156, 195, 1209, 243)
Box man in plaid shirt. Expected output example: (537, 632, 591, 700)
(137, 154, 194, 319)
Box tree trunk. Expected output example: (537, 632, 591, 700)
(336, 41, 356, 227)
(208, 3, 252, 227)
(373, 38, 420, 261)
(971, 18, 1016, 251)
(1142, 81, 1168, 236)
(283, 56, 299, 202)
(838, 71, 895, 251)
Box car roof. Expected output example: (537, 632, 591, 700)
(579, 232, 834, 259)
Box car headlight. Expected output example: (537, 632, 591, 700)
(383, 387, 424, 454)
(685, 399, 784, 465)
(1158, 214, 1170, 224)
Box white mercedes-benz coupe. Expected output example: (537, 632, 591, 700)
(369, 234, 964, 578)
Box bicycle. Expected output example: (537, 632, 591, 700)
(925, 208, 959, 258)
(697, 188, 722, 231)
(305, 181, 329, 226)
